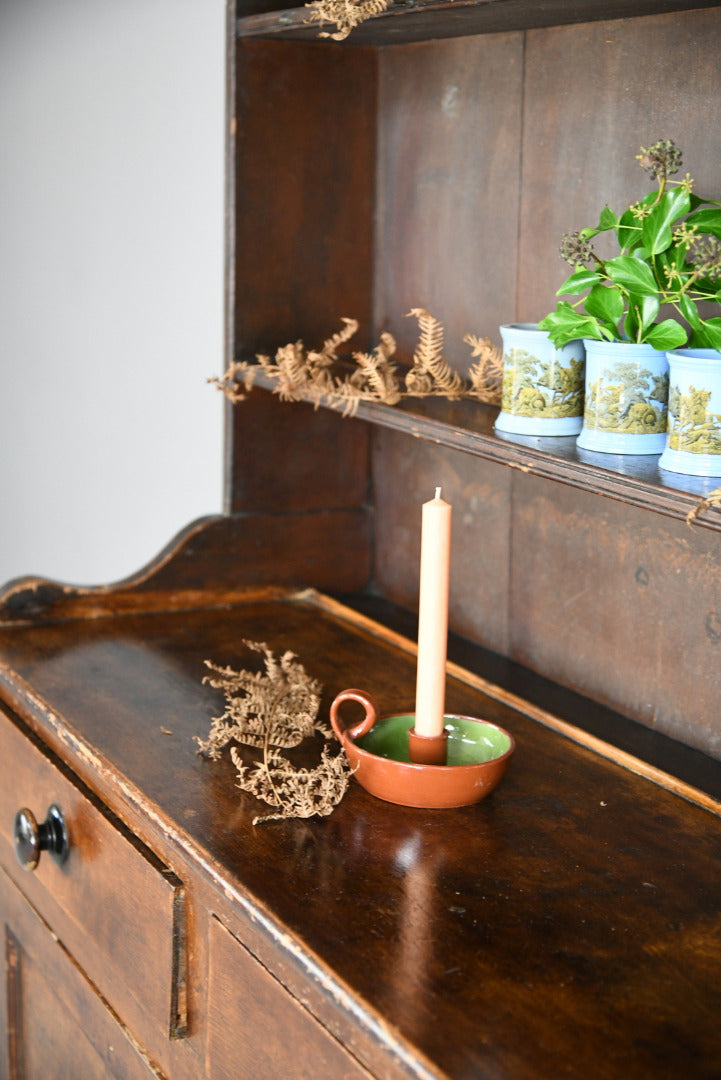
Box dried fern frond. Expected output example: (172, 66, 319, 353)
(210, 314, 502, 413)
(351, 352, 399, 398)
(196, 641, 351, 823)
(321, 317, 359, 360)
(464, 333, 503, 405)
(327, 332, 401, 417)
(349, 334, 400, 399)
(254, 341, 309, 401)
(197, 641, 322, 754)
(687, 487, 721, 525)
(306, 0, 390, 40)
(232, 746, 351, 824)
(408, 307, 443, 369)
(207, 358, 257, 403)
(405, 308, 465, 399)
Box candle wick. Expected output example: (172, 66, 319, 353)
(435, 486, 442, 499)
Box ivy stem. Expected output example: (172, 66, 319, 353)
(653, 175, 667, 206)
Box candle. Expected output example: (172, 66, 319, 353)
(414, 487, 451, 738)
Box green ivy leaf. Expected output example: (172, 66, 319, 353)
(556, 269, 601, 296)
(678, 292, 703, 332)
(641, 187, 691, 255)
(688, 193, 708, 213)
(699, 319, 721, 350)
(598, 205, 619, 232)
(618, 194, 654, 250)
(576, 206, 618, 242)
(605, 255, 658, 296)
(644, 319, 687, 350)
(538, 303, 606, 347)
(658, 244, 686, 277)
(685, 208, 721, 238)
(624, 308, 640, 343)
(637, 294, 660, 335)
(584, 284, 624, 325)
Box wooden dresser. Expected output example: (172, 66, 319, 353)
(3, 1, 721, 1077)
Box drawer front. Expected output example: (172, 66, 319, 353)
(0, 709, 186, 1042)
(1, 866, 159, 1080)
(207, 918, 373, 1079)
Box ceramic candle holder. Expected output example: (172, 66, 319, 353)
(330, 689, 515, 809)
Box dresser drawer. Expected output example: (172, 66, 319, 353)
(0, 866, 160, 1079)
(0, 708, 186, 1043)
(208, 918, 373, 1079)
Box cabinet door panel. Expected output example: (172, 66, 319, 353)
(207, 918, 373, 1079)
(1, 868, 159, 1080)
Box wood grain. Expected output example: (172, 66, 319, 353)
(1, 593, 720, 1078)
(375, 32, 523, 370)
(0, 714, 185, 1046)
(519, 10, 721, 322)
(0, 867, 161, 1079)
(208, 918, 373, 1078)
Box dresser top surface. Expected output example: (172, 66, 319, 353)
(0, 590, 720, 1079)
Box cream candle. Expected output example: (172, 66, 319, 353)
(414, 487, 451, 738)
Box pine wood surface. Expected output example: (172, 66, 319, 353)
(1, 590, 720, 1079)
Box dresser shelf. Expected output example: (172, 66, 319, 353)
(248, 372, 721, 531)
(234, 0, 721, 44)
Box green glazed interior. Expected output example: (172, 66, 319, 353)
(356, 714, 511, 765)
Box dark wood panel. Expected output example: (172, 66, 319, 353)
(233, 39, 376, 356)
(227, 387, 370, 514)
(375, 33, 523, 369)
(371, 426, 512, 656)
(229, 39, 378, 529)
(519, 8, 721, 322)
(208, 918, 372, 1079)
(509, 474, 721, 756)
(1, 595, 721, 1078)
(0, 868, 159, 1080)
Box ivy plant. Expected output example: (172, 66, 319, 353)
(539, 140, 721, 351)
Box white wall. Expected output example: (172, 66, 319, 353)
(0, 0, 225, 587)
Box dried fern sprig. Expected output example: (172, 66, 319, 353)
(208, 312, 502, 412)
(206, 358, 257, 402)
(306, 0, 390, 40)
(321, 317, 359, 359)
(464, 333, 504, 404)
(196, 642, 351, 823)
(232, 746, 352, 825)
(686, 486, 721, 525)
(405, 308, 465, 399)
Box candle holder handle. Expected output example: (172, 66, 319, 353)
(330, 689, 379, 743)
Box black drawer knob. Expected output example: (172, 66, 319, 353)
(13, 804, 69, 871)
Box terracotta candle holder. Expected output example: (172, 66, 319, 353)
(330, 689, 515, 809)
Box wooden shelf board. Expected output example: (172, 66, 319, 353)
(248, 374, 721, 532)
(235, 0, 721, 45)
